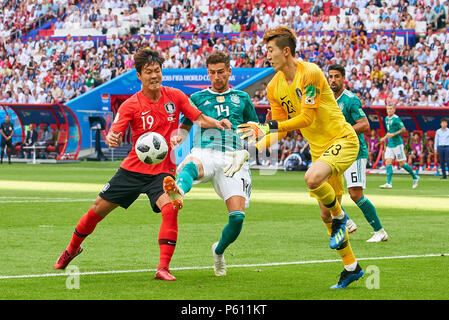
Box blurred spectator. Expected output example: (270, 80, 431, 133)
(21, 123, 38, 159)
(367, 129, 380, 168)
(293, 133, 311, 164)
(279, 135, 294, 166)
(424, 5, 438, 30)
(407, 131, 426, 170)
(0, 0, 447, 110)
(35, 123, 53, 158)
(426, 136, 436, 168)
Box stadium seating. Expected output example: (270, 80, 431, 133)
(2, 0, 447, 108)
(1, 0, 448, 169)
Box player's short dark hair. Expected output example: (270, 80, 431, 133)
(328, 64, 346, 77)
(263, 25, 296, 56)
(206, 51, 231, 68)
(441, 117, 448, 123)
(134, 48, 165, 75)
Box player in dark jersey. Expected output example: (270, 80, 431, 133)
(0, 114, 14, 165)
(53, 49, 231, 281)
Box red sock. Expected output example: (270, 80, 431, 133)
(157, 203, 179, 270)
(67, 208, 104, 255)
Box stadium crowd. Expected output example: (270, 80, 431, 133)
(0, 0, 448, 106)
(0, 0, 71, 40)
(0, 0, 448, 170)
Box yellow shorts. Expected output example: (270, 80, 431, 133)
(327, 175, 345, 197)
(312, 132, 359, 197)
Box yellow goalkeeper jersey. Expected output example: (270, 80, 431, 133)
(262, 60, 355, 158)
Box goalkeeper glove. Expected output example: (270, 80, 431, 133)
(237, 121, 278, 144)
(223, 150, 250, 178)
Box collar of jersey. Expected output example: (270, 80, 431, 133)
(138, 89, 162, 104)
(335, 89, 347, 102)
(206, 87, 231, 95)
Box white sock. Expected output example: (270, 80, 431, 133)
(344, 261, 357, 272)
(332, 211, 346, 220)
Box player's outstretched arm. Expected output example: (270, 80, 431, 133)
(270, 107, 317, 132)
(237, 108, 317, 143)
(194, 113, 232, 130)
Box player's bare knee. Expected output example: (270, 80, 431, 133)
(91, 197, 116, 218)
(349, 189, 363, 203)
(304, 172, 323, 190)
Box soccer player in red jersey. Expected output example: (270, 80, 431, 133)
(53, 49, 231, 281)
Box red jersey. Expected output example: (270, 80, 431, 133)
(111, 86, 202, 175)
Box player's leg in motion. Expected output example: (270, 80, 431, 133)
(345, 159, 387, 242)
(155, 197, 179, 281)
(348, 187, 388, 243)
(380, 157, 394, 188)
(54, 197, 116, 269)
(163, 157, 202, 210)
(307, 161, 363, 288)
(340, 203, 357, 233)
(306, 162, 348, 249)
(320, 203, 364, 289)
(212, 196, 246, 276)
(399, 160, 420, 189)
(381, 151, 419, 188)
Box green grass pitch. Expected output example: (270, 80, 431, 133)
(0, 161, 448, 300)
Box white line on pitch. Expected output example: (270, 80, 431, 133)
(0, 253, 447, 280)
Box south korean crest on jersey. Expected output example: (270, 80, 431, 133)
(164, 102, 176, 114)
(230, 94, 240, 104)
(305, 85, 316, 105)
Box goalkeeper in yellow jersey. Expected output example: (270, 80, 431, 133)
(237, 26, 363, 289)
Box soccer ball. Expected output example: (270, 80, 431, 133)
(135, 132, 169, 165)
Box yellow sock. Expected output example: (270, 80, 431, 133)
(336, 230, 356, 266)
(325, 222, 356, 266)
(310, 182, 343, 217)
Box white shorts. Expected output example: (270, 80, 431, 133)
(384, 145, 407, 162)
(344, 158, 367, 189)
(179, 148, 251, 208)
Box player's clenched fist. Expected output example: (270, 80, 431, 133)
(217, 118, 232, 130)
(170, 135, 183, 148)
(106, 130, 122, 148)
